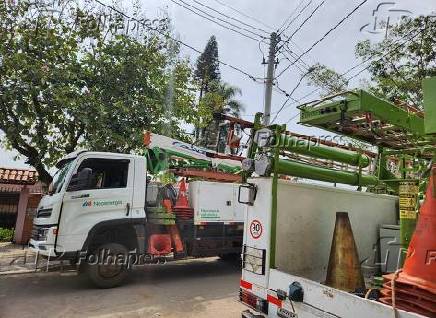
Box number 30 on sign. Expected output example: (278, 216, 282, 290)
(250, 220, 263, 239)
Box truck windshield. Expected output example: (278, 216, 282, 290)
(51, 160, 74, 194)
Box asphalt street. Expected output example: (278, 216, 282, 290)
(0, 257, 245, 318)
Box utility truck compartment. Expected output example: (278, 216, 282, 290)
(241, 179, 425, 318)
(274, 180, 398, 282)
(189, 181, 245, 224)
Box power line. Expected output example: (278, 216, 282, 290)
(191, 0, 269, 35)
(288, 0, 369, 68)
(283, 44, 313, 70)
(277, 0, 325, 52)
(342, 30, 420, 80)
(280, 49, 311, 75)
(283, 27, 425, 124)
(270, 69, 314, 123)
(278, 0, 313, 35)
(169, 0, 266, 42)
(92, 0, 263, 84)
(211, 0, 275, 31)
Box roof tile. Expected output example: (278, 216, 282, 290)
(0, 168, 38, 185)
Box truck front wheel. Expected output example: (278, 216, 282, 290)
(84, 243, 129, 288)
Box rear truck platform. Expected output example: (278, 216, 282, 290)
(238, 78, 436, 317)
(240, 179, 423, 318)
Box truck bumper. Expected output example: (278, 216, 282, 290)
(28, 239, 56, 257)
(242, 310, 265, 318)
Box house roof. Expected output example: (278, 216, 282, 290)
(0, 168, 38, 185)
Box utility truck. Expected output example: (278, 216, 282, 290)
(29, 132, 246, 288)
(239, 79, 436, 317)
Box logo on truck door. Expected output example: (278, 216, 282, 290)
(250, 220, 263, 239)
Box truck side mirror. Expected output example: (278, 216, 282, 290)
(68, 168, 93, 191)
(238, 183, 257, 206)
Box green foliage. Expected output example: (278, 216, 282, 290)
(193, 36, 243, 150)
(197, 81, 243, 149)
(355, 16, 436, 108)
(0, 1, 197, 183)
(306, 16, 436, 106)
(307, 63, 348, 96)
(0, 228, 14, 242)
(194, 35, 221, 94)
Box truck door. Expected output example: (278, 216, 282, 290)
(57, 156, 134, 252)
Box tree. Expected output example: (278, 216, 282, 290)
(355, 16, 436, 108)
(194, 35, 220, 97)
(0, 1, 196, 183)
(307, 63, 348, 96)
(306, 16, 436, 107)
(198, 82, 244, 151)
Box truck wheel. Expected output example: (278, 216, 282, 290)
(85, 243, 129, 288)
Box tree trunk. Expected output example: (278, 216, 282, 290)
(26, 156, 53, 184)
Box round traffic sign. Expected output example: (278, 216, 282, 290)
(250, 220, 263, 239)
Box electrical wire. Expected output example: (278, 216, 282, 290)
(211, 0, 275, 31)
(276, 0, 325, 53)
(92, 0, 264, 84)
(281, 47, 312, 74)
(283, 26, 425, 124)
(191, 0, 269, 35)
(344, 27, 422, 80)
(288, 0, 369, 68)
(169, 0, 266, 42)
(279, 0, 313, 35)
(270, 69, 314, 123)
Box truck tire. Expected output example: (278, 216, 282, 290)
(85, 243, 129, 288)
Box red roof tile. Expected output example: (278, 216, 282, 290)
(0, 168, 38, 185)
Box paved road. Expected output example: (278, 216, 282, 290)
(0, 257, 245, 318)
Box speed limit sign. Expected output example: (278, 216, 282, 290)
(250, 220, 263, 239)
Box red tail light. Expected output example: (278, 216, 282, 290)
(239, 288, 268, 314)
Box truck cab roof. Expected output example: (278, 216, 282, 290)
(55, 150, 143, 168)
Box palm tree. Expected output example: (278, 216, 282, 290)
(217, 83, 244, 117)
(199, 82, 244, 152)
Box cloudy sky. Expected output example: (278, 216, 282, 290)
(1, 0, 435, 169)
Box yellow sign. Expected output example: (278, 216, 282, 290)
(400, 209, 417, 219)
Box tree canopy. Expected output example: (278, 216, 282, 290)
(194, 35, 221, 95)
(0, 1, 197, 182)
(307, 16, 436, 106)
(355, 16, 436, 108)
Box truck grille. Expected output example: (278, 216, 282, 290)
(36, 208, 52, 218)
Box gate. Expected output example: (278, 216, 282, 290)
(0, 192, 20, 229)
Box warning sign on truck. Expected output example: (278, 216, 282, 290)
(250, 220, 263, 239)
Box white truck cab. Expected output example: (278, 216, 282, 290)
(29, 150, 245, 288)
(30, 151, 146, 257)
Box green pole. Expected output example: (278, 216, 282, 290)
(276, 134, 370, 167)
(275, 158, 378, 186)
(269, 125, 284, 269)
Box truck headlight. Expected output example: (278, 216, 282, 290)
(32, 225, 56, 241)
(40, 228, 50, 240)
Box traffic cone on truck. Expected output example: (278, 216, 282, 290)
(380, 165, 436, 317)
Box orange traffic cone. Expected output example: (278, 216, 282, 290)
(169, 225, 184, 253)
(174, 178, 189, 209)
(398, 165, 436, 293)
(173, 179, 194, 220)
(325, 212, 366, 292)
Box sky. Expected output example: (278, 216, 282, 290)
(1, 0, 435, 169)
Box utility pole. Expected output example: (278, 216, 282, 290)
(263, 32, 279, 126)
